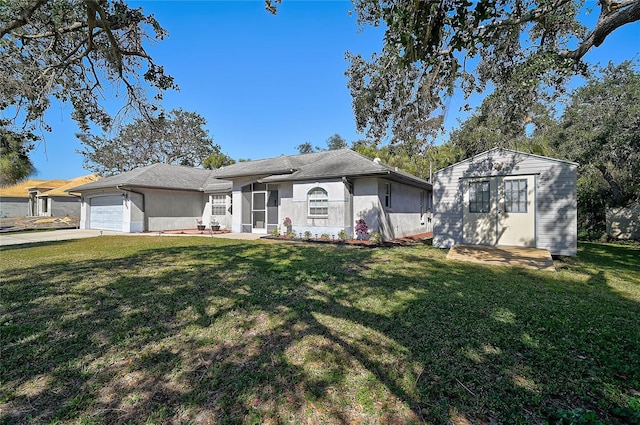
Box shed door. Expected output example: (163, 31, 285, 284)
(90, 195, 123, 231)
(497, 176, 536, 247)
(463, 175, 536, 247)
(462, 178, 497, 245)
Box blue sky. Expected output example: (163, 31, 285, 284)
(28, 0, 640, 180)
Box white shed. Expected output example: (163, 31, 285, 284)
(433, 148, 577, 256)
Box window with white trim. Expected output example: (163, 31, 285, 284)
(308, 187, 328, 216)
(469, 181, 490, 213)
(211, 195, 226, 215)
(504, 179, 527, 213)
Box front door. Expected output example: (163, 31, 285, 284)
(241, 183, 279, 233)
(252, 191, 266, 233)
(463, 175, 536, 247)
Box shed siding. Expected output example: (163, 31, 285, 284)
(433, 149, 576, 256)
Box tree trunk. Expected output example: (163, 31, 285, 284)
(597, 164, 624, 206)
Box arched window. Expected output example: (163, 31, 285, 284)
(308, 187, 328, 216)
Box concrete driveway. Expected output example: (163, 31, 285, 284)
(0, 229, 263, 247)
(0, 229, 122, 247)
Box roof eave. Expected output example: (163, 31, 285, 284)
(261, 170, 431, 189)
(70, 183, 206, 193)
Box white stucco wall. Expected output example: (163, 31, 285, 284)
(380, 180, 433, 239)
(224, 175, 431, 240)
(202, 193, 232, 230)
(352, 177, 380, 237)
(126, 192, 145, 232)
(352, 177, 431, 240)
(288, 179, 350, 237)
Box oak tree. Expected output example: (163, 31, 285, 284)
(339, 0, 640, 147)
(77, 109, 218, 176)
(550, 61, 640, 235)
(1, 0, 175, 183)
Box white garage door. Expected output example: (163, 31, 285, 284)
(90, 196, 123, 231)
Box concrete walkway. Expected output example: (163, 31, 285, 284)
(0, 229, 263, 247)
(446, 244, 555, 271)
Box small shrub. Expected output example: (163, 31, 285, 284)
(320, 233, 330, 241)
(355, 218, 369, 240)
(338, 229, 348, 241)
(288, 229, 297, 239)
(271, 227, 280, 236)
(304, 230, 312, 240)
(369, 231, 383, 245)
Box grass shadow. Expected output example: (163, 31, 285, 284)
(1, 237, 638, 424)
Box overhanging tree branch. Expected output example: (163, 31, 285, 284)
(0, 0, 47, 38)
(562, 0, 640, 60)
(477, 0, 573, 32)
(1, 0, 176, 143)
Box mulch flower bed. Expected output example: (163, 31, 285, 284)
(263, 232, 433, 247)
(144, 229, 232, 235)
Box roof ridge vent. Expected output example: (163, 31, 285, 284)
(373, 157, 381, 164)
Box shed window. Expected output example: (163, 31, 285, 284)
(504, 179, 527, 213)
(308, 188, 328, 216)
(211, 195, 226, 215)
(469, 181, 490, 213)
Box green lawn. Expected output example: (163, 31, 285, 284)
(1, 237, 638, 424)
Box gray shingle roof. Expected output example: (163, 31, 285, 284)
(258, 149, 431, 187)
(203, 179, 233, 192)
(68, 163, 213, 192)
(69, 150, 431, 193)
(209, 150, 343, 178)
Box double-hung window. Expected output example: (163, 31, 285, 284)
(308, 188, 328, 216)
(469, 181, 490, 213)
(211, 195, 226, 215)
